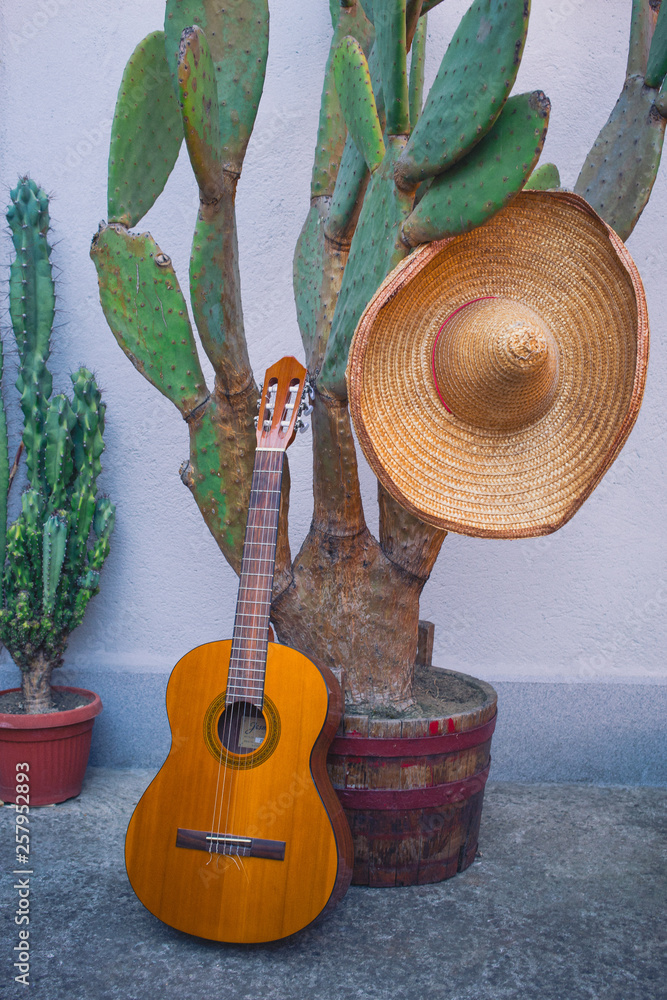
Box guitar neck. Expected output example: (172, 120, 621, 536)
(227, 448, 285, 707)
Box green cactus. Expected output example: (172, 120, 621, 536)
(108, 31, 184, 228)
(1, 179, 116, 714)
(408, 13, 427, 129)
(164, 0, 270, 174)
(645, 0, 667, 88)
(575, 0, 667, 240)
(394, 0, 531, 189)
(400, 90, 550, 247)
(332, 37, 385, 172)
(310, 0, 374, 198)
(91, 2, 662, 713)
(177, 26, 223, 199)
(43, 395, 76, 512)
(575, 76, 666, 241)
(374, 0, 410, 134)
(0, 340, 8, 571)
(90, 225, 208, 415)
(525, 161, 560, 192)
(42, 514, 68, 615)
(8, 179, 54, 494)
(320, 135, 415, 395)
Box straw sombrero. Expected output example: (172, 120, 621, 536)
(347, 190, 648, 539)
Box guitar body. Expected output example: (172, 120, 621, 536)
(125, 640, 353, 943)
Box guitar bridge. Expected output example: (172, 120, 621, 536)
(176, 828, 285, 860)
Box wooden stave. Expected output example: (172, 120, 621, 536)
(326, 667, 497, 887)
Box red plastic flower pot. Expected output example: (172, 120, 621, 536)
(0, 686, 103, 806)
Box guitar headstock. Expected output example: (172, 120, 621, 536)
(255, 356, 308, 450)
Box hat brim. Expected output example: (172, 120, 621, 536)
(347, 191, 649, 539)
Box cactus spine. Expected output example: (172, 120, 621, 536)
(1, 179, 116, 714)
(91, 2, 663, 711)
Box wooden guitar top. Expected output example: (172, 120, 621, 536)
(125, 640, 353, 943)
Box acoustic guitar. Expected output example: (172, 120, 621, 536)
(125, 356, 353, 943)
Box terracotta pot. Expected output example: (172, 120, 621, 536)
(0, 686, 102, 806)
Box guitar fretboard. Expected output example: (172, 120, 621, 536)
(227, 448, 284, 707)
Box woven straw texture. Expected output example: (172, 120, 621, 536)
(347, 191, 649, 539)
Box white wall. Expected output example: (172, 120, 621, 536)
(0, 2, 665, 766)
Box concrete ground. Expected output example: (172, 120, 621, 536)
(1, 770, 665, 1000)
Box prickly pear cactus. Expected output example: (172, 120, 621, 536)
(1, 179, 116, 714)
(575, 0, 667, 239)
(91, 1, 662, 712)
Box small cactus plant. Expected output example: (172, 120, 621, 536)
(0, 178, 116, 714)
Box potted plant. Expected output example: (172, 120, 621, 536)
(0, 178, 115, 806)
(90, 0, 663, 882)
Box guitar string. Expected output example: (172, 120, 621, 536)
(207, 457, 268, 861)
(229, 452, 275, 864)
(222, 458, 267, 858)
(211, 450, 283, 860)
(224, 452, 282, 858)
(212, 459, 267, 859)
(208, 371, 298, 862)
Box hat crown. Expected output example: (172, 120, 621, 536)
(433, 297, 559, 432)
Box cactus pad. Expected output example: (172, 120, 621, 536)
(90, 224, 208, 416)
(321, 137, 414, 397)
(333, 36, 385, 173)
(525, 161, 560, 190)
(374, 0, 410, 135)
(108, 31, 183, 228)
(189, 200, 253, 388)
(325, 131, 370, 241)
(294, 203, 328, 367)
(626, 0, 659, 78)
(656, 75, 667, 117)
(184, 386, 258, 572)
(311, 3, 375, 197)
(395, 0, 531, 189)
(401, 90, 550, 247)
(574, 76, 666, 240)
(408, 13, 427, 130)
(164, 0, 269, 174)
(294, 200, 348, 372)
(326, 40, 384, 239)
(177, 26, 223, 199)
(645, 2, 667, 88)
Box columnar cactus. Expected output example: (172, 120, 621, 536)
(91, 1, 664, 712)
(1, 179, 116, 714)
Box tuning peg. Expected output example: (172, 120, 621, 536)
(253, 415, 259, 428)
(295, 417, 309, 434)
(302, 375, 316, 402)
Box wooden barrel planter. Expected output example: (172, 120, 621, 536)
(327, 629, 497, 887)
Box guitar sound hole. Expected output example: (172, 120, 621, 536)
(218, 702, 267, 755)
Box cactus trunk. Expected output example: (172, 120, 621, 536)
(20, 652, 56, 714)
